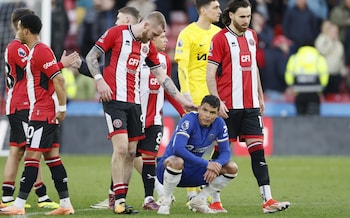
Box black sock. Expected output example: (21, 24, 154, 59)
(18, 158, 40, 200)
(46, 157, 69, 199)
(248, 142, 270, 186)
(142, 157, 155, 197)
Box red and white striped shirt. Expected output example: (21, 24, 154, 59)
(140, 52, 185, 128)
(5, 39, 30, 115)
(26, 42, 61, 123)
(208, 27, 260, 109)
(95, 25, 160, 104)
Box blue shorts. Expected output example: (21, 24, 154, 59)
(156, 157, 208, 187)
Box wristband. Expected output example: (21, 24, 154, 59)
(57, 61, 64, 69)
(94, 74, 103, 81)
(58, 105, 67, 112)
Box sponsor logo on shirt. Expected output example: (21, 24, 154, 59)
(43, 59, 57, 69)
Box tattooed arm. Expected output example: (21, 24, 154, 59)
(86, 46, 113, 102)
(152, 66, 197, 111)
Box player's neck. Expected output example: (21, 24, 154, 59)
(27, 36, 40, 49)
(228, 25, 244, 36)
(196, 16, 212, 30)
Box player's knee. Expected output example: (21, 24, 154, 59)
(223, 161, 238, 175)
(164, 155, 184, 170)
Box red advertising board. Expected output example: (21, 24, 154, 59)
(233, 117, 273, 156)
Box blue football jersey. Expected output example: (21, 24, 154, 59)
(160, 112, 231, 168)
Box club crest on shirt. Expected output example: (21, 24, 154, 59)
(141, 44, 149, 55)
(17, 47, 26, 58)
(177, 39, 183, 47)
(113, 119, 123, 129)
(249, 39, 255, 46)
(180, 120, 189, 131)
(208, 134, 215, 141)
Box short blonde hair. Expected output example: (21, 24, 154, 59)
(143, 11, 166, 30)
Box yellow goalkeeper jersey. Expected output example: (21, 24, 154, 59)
(175, 22, 221, 106)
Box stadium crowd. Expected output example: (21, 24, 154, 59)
(1, 0, 350, 115)
(2, 0, 346, 215)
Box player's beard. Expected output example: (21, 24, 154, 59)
(233, 19, 248, 33)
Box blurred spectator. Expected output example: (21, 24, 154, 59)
(345, 24, 350, 65)
(264, 35, 292, 101)
(156, 0, 186, 24)
(315, 20, 346, 96)
(288, 0, 329, 22)
(329, 0, 350, 44)
(282, 0, 319, 54)
(51, 0, 70, 59)
(285, 46, 329, 115)
(250, 11, 275, 94)
(250, 11, 274, 69)
(251, 0, 288, 28)
(76, 0, 93, 27)
(78, 0, 117, 57)
(126, 0, 156, 19)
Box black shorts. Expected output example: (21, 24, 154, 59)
(137, 125, 163, 157)
(26, 121, 60, 152)
(224, 108, 264, 142)
(7, 109, 29, 147)
(103, 100, 144, 141)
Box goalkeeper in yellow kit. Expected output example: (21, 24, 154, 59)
(174, 0, 226, 212)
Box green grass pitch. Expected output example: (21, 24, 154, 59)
(0, 155, 349, 217)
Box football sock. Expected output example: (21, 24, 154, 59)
(259, 185, 272, 203)
(186, 187, 197, 200)
(113, 183, 128, 201)
(45, 156, 69, 199)
(154, 177, 164, 198)
(142, 157, 156, 197)
(211, 191, 221, 203)
(34, 182, 50, 202)
(60, 197, 72, 208)
(248, 141, 270, 187)
(18, 158, 40, 198)
(2, 181, 15, 202)
(163, 167, 182, 200)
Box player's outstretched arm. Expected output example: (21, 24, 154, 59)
(152, 67, 197, 111)
(86, 46, 113, 102)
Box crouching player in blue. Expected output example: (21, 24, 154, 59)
(156, 95, 238, 215)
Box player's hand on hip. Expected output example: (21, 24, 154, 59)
(52, 111, 66, 124)
(96, 78, 113, 102)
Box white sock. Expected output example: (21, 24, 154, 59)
(2, 196, 14, 203)
(13, 198, 26, 209)
(259, 185, 272, 203)
(38, 195, 49, 202)
(154, 177, 164, 198)
(60, 197, 72, 208)
(163, 167, 182, 202)
(211, 191, 221, 203)
(186, 187, 197, 200)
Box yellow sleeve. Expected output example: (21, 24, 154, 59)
(174, 30, 191, 94)
(318, 56, 329, 87)
(285, 55, 295, 86)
